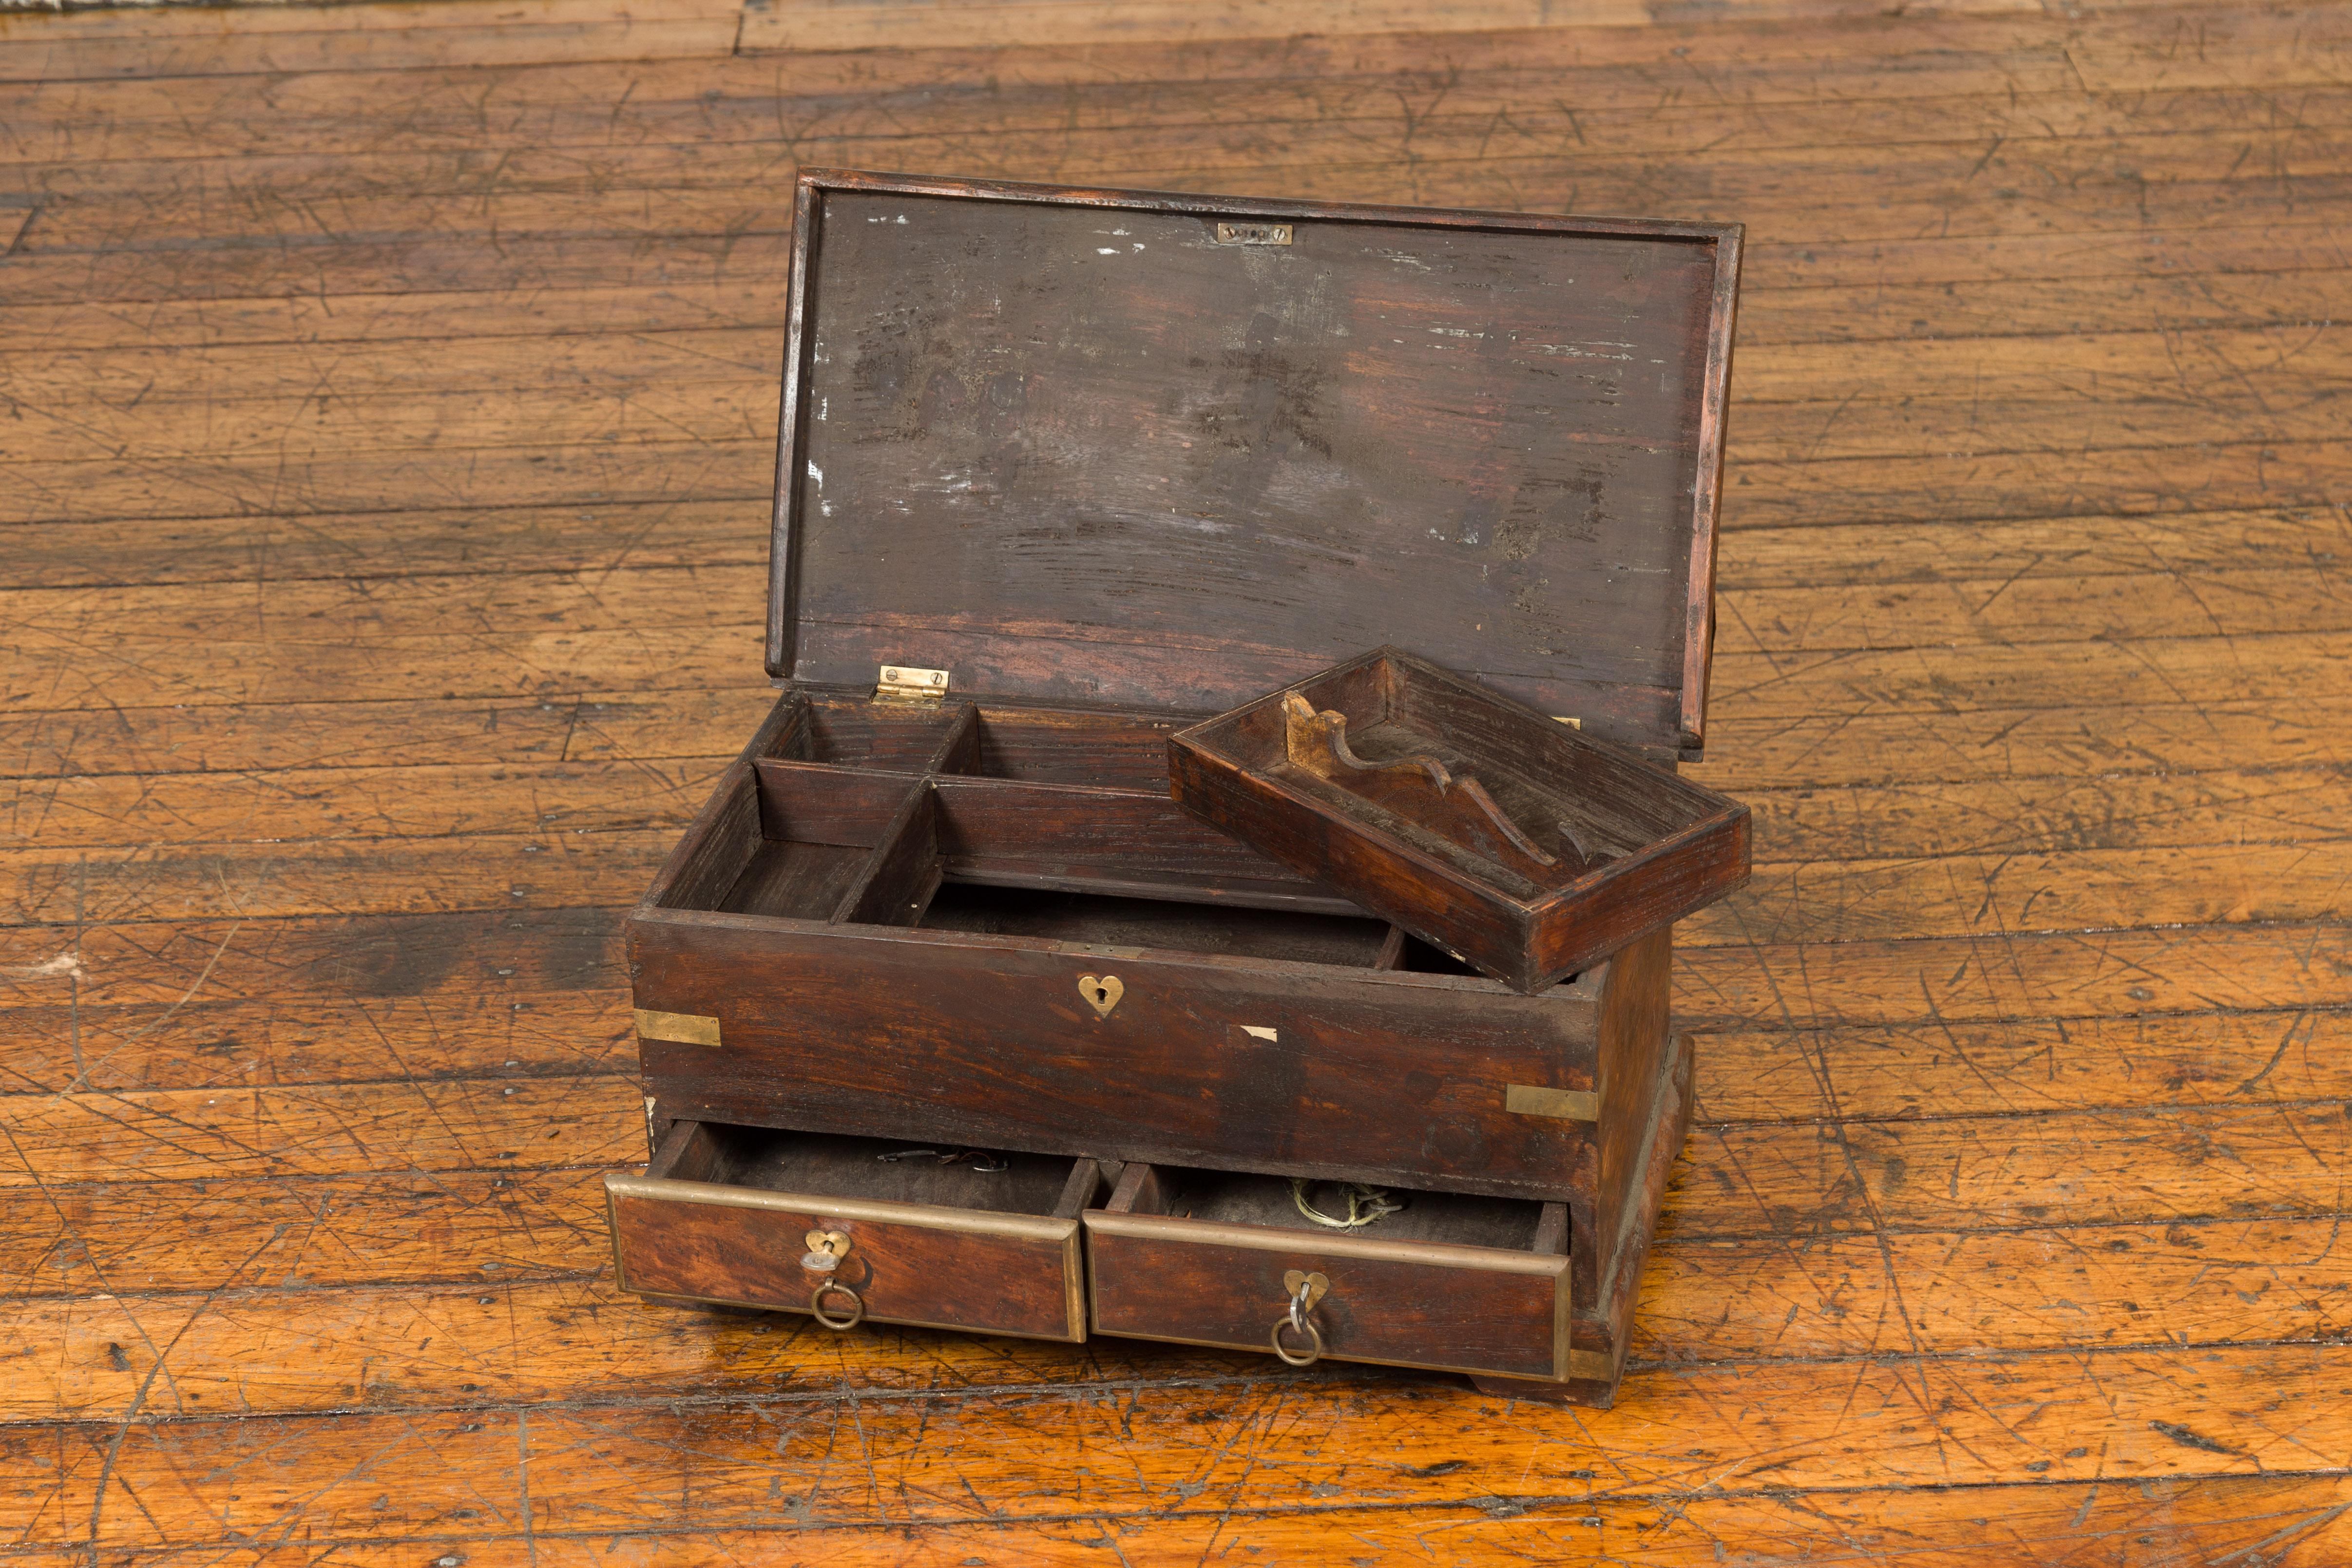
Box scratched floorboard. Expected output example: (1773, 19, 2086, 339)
(1, 0, 2348, 1563)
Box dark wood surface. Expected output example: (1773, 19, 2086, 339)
(771, 172, 1738, 754)
(7, 0, 2351, 1559)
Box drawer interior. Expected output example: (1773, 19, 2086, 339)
(1108, 1163, 1566, 1255)
(651, 1120, 1100, 1219)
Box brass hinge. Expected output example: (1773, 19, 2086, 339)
(876, 664, 949, 703)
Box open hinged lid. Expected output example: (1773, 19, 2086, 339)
(769, 170, 1741, 757)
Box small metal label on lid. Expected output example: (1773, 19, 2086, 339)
(1215, 221, 1293, 246)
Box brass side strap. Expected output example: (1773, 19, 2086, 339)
(1504, 1084, 1598, 1122)
(634, 1009, 722, 1048)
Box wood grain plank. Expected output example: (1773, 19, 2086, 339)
(0, 690, 766, 779)
(0, 437, 774, 528)
(6, 760, 727, 847)
(1723, 507, 2352, 588)
(0, 4, 743, 86)
(0, 325, 773, 403)
(17, 1343, 2352, 1546)
(0, 1075, 641, 1186)
(1698, 697, 2352, 789)
(10, 502, 763, 591)
(1740, 765, 2352, 862)
(1697, 1006, 2352, 1122)
(0, 1168, 613, 1297)
(13, 74, 2348, 196)
(0, 989, 635, 1096)
(0, 280, 772, 356)
(1677, 918, 2352, 1029)
(49, 1484, 2352, 1568)
(0, 829, 678, 926)
(0, 906, 629, 1012)
(0, 13, 2128, 149)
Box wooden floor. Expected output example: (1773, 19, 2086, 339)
(2, 0, 2348, 1560)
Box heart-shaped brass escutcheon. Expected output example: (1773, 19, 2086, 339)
(1077, 974, 1124, 1018)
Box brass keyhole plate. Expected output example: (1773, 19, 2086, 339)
(1283, 1269, 1330, 1310)
(1078, 973, 1124, 1018)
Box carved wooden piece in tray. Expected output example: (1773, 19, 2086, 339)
(1280, 692, 1602, 881)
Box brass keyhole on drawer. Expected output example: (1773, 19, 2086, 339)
(1078, 973, 1124, 1018)
(801, 1229, 851, 1272)
(803, 1229, 865, 1330)
(1272, 1270, 1330, 1367)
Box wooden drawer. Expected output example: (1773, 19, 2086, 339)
(1084, 1163, 1577, 1381)
(606, 1121, 1100, 1342)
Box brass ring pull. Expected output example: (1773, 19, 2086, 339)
(1271, 1269, 1330, 1367)
(1271, 1315, 1323, 1367)
(809, 1278, 865, 1330)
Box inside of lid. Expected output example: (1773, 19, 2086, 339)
(781, 185, 1726, 752)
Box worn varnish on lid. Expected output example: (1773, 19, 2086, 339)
(769, 170, 1741, 757)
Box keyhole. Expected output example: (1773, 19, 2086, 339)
(1077, 973, 1124, 1018)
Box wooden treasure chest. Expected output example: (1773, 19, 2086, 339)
(603, 169, 1746, 1406)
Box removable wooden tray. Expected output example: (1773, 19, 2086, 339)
(1169, 647, 1751, 993)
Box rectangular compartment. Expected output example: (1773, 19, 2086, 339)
(606, 1120, 1100, 1341)
(926, 775, 1347, 911)
(1085, 1163, 1581, 1381)
(651, 746, 929, 925)
(768, 693, 971, 774)
(963, 706, 1185, 791)
(1171, 647, 1752, 993)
